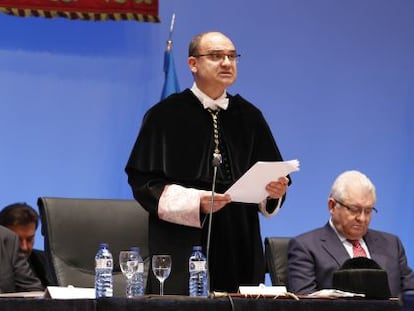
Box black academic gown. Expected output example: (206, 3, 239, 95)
(125, 89, 287, 294)
(29, 249, 55, 287)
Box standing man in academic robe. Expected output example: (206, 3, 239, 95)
(125, 31, 290, 295)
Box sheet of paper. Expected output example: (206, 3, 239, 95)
(45, 286, 95, 299)
(225, 159, 300, 203)
(306, 289, 365, 298)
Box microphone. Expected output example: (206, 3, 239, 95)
(206, 152, 222, 296)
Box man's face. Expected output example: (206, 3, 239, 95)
(188, 32, 238, 96)
(329, 188, 375, 240)
(7, 222, 36, 256)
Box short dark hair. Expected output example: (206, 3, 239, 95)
(0, 202, 39, 229)
(188, 32, 205, 57)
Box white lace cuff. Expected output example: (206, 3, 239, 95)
(259, 197, 282, 218)
(158, 184, 202, 228)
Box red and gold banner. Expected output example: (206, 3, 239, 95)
(0, 0, 159, 22)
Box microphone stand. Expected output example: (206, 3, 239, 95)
(206, 153, 221, 297)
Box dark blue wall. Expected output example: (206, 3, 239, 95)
(1, 0, 413, 279)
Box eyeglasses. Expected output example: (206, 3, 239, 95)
(334, 199, 378, 216)
(192, 52, 241, 63)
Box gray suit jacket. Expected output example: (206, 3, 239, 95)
(287, 223, 414, 297)
(0, 226, 44, 293)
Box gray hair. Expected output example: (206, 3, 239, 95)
(329, 170, 376, 203)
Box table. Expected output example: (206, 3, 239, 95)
(99, 296, 402, 311)
(0, 298, 95, 311)
(0, 295, 402, 311)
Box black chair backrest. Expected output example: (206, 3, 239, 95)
(38, 197, 148, 296)
(264, 236, 290, 286)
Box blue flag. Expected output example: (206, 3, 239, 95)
(160, 47, 180, 100)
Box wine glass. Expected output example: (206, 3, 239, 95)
(152, 255, 172, 296)
(119, 250, 139, 298)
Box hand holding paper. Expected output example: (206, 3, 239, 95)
(225, 159, 300, 203)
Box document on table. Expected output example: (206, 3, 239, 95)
(0, 291, 45, 298)
(306, 289, 365, 298)
(225, 159, 300, 203)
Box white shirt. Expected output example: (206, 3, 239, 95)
(328, 218, 371, 258)
(190, 83, 229, 111)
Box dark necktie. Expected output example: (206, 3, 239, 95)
(348, 239, 367, 258)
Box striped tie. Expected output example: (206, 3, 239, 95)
(349, 240, 367, 258)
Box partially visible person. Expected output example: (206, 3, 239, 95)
(287, 170, 414, 297)
(126, 31, 290, 295)
(0, 225, 43, 293)
(0, 202, 54, 287)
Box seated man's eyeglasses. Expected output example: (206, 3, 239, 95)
(334, 199, 378, 216)
(192, 51, 241, 63)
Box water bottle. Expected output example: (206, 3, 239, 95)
(95, 243, 113, 298)
(129, 246, 145, 297)
(189, 245, 208, 297)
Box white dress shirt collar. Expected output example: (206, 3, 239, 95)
(328, 218, 371, 258)
(190, 83, 229, 111)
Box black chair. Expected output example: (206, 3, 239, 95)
(264, 236, 291, 286)
(38, 197, 149, 296)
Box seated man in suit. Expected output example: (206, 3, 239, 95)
(287, 170, 414, 297)
(0, 225, 43, 292)
(0, 203, 54, 287)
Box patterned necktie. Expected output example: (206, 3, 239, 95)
(349, 239, 367, 258)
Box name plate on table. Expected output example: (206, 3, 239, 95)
(239, 285, 287, 296)
(45, 286, 95, 299)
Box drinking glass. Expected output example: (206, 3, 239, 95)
(119, 250, 139, 298)
(152, 255, 171, 296)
